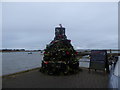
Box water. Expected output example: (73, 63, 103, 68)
(2, 52, 89, 75)
(107, 50, 119, 53)
(79, 58, 90, 68)
(2, 52, 43, 75)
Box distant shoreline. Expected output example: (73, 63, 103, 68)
(1, 51, 40, 52)
(1, 51, 120, 56)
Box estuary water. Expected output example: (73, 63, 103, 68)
(2, 52, 43, 75)
(2, 52, 89, 75)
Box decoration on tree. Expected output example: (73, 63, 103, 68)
(40, 24, 79, 75)
(44, 61, 49, 64)
(75, 52, 78, 55)
(66, 51, 70, 55)
(44, 52, 47, 54)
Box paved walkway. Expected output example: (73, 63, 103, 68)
(2, 68, 109, 88)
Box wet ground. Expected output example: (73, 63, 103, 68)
(2, 68, 109, 88)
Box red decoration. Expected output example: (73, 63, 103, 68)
(44, 52, 47, 54)
(75, 52, 78, 55)
(44, 61, 48, 64)
(66, 51, 70, 55)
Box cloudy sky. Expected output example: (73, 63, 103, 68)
(2, 2, 118, 50)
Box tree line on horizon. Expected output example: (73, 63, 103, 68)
(1, 49, 41, 52)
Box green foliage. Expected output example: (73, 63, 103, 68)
(44, 40, 77, 62)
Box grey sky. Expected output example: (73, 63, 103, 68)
(2, 2, 118, 50)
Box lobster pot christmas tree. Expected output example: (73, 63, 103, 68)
(40, 24, 79, 74)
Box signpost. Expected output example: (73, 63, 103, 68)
(89, 50, 109, 72)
